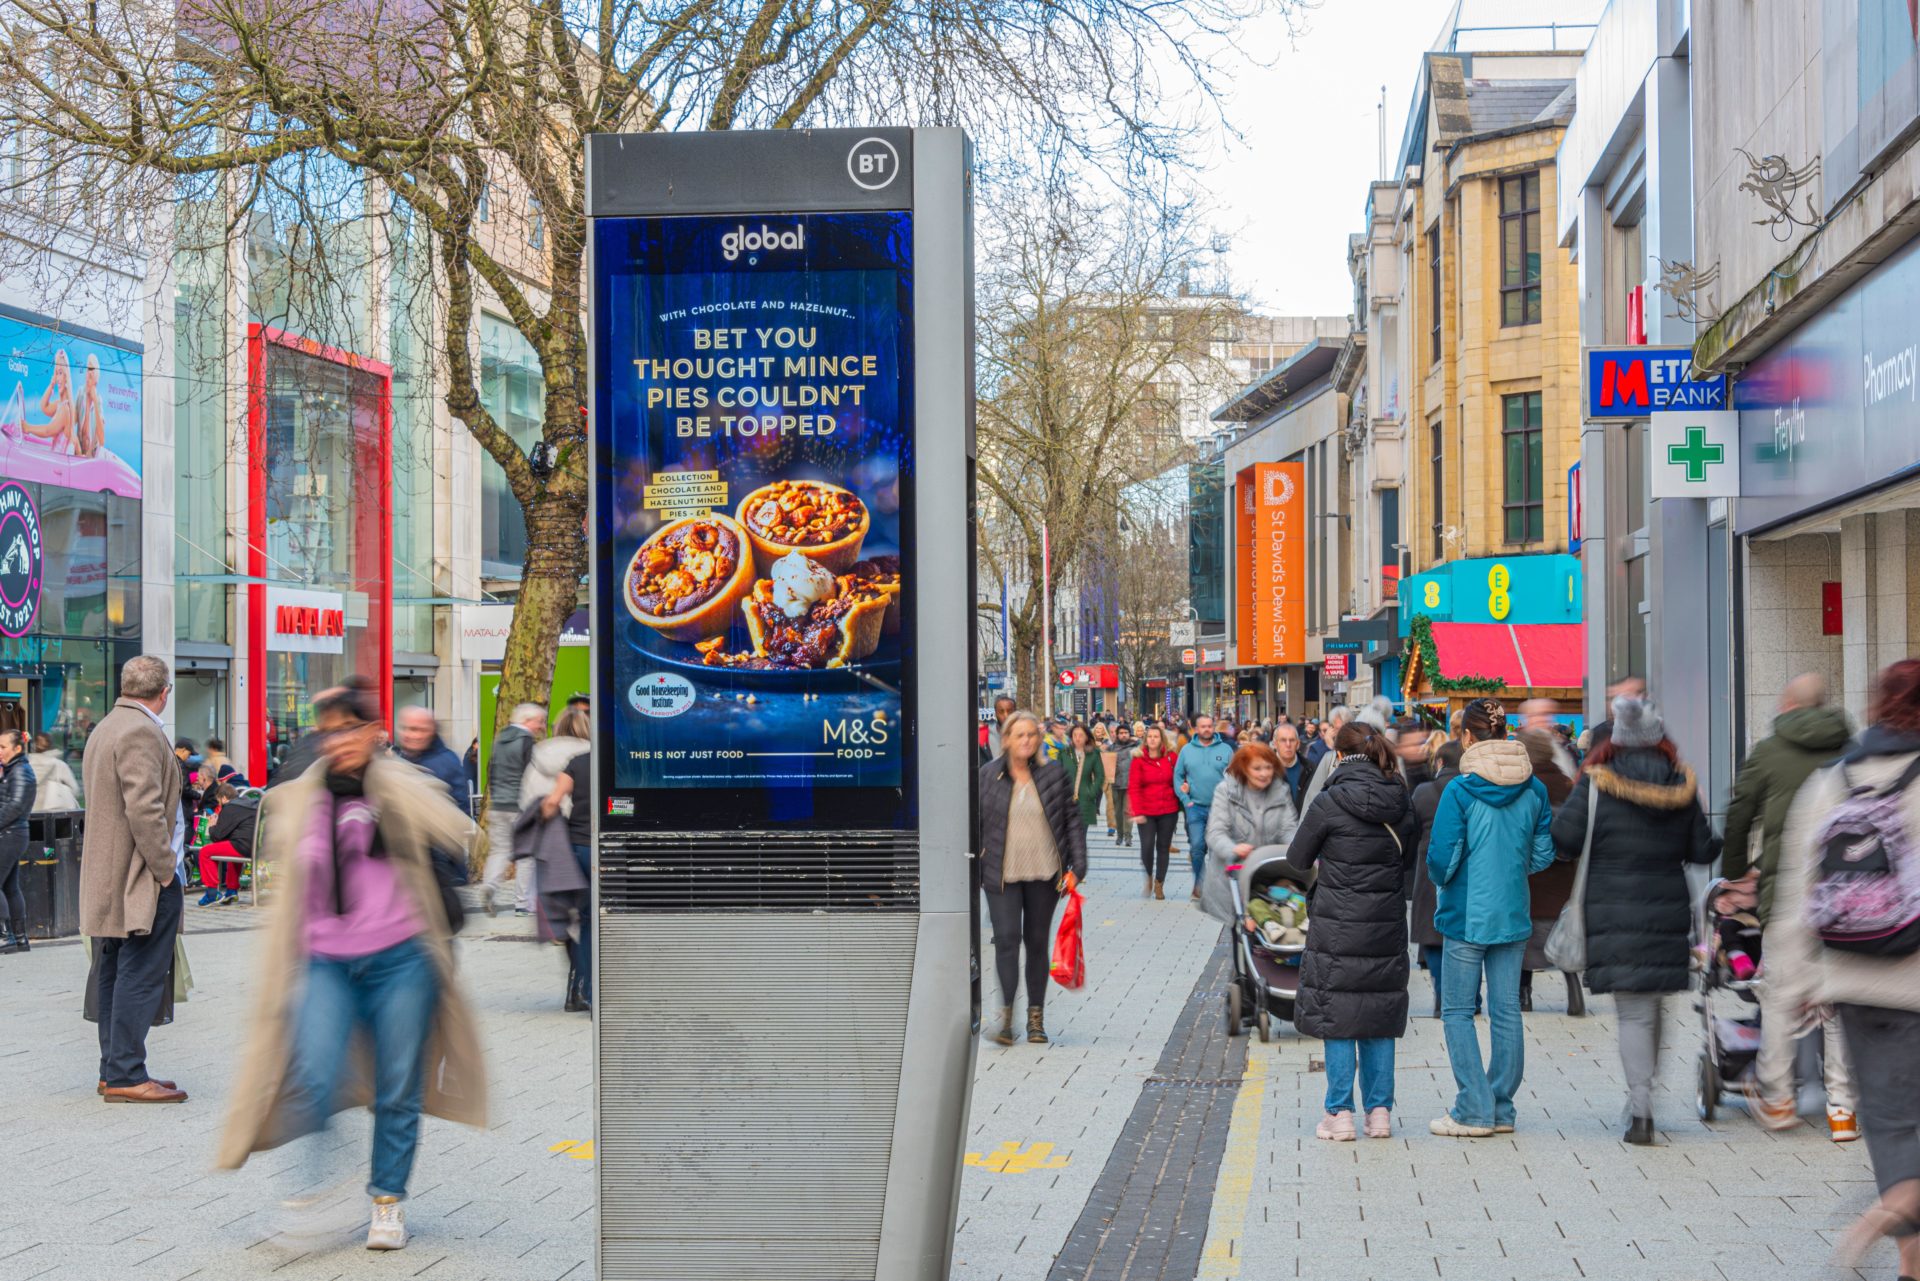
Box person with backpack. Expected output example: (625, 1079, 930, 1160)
(1723, 673, 1858, 1139)
(1424, 699, 1556, 1138)
(1770, 660, 1920, 1279)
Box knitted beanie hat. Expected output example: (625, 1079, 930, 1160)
(1609, 696, 1666, 749)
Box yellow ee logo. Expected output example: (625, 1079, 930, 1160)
(1489, 592, 1511, 620)
(1487, 564, 1511, 592)
(1423, 580, 1441, 609)
(1487, 563, 1512, 620)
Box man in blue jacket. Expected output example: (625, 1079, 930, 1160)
(1424, 699, 1556, 1139)
(1173, 714, 1234, 900)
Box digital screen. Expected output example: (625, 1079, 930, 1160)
(593, 211, 913, 819)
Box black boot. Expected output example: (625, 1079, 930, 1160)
(991, 1005, 1015, 1046)
(1625, 1115, 1655, 1146)
(1565, 971, 1586, 1017)
(0, 921, 25, 955)
(1026, 1005, 1049, 1045)
(563, 972, 588, 1013)
(1519, 974, 1533, 1013)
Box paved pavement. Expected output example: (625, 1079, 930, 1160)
(0, 828, 1895, 1281)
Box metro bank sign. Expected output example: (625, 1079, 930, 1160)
(1585, 347, 1728, 419)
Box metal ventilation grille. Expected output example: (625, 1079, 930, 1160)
(599, 830, 919, 912)
(598, 915, 915, 1281)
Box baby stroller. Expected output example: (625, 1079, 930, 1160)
(1695, 876, 1763, 1120)
(1223, 854, 1306, 1043)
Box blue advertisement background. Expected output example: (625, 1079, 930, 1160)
(595, 212, 914, 798)
(0, 310, 142, 498)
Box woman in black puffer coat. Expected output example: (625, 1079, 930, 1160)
(1551, 698, 1718, 1144)
(1286, 723, 1418, 1141)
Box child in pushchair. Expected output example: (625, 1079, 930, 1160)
(1695, 876, 1762, 1120)
(1222, 854, 1308, 1042)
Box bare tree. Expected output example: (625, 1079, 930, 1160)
(976, 182, 1235, 704)
(0, 0, 1290, 738)
(1090, 472, 1188, 708)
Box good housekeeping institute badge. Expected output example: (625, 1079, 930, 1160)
(0, 483, 43, 638)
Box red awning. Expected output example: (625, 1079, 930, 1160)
(1428, 622, 1585, 690)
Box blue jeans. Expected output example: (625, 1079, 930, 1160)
(1324, 1037, 1396, 1113)
(286, 937, 439, 1198)
(1441, 937, 1526, 1128)
(1184, 805, 1210, 882)
(1423, 944, 1480, 1015)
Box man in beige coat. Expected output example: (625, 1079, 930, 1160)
(80, 654, 189, 1103)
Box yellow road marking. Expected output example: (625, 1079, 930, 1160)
(1197, 1049, 1269, 1278)
(963, 1141, 1070, 1173)
(548, 1140, 595, 1160)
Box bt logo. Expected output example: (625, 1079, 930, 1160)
(720, 223, 805, 262)
(847, 136, 900, 190)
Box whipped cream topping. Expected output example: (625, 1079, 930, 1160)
(770, 549, 836, 619)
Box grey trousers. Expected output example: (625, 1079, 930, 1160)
(1614, 992, 1666, 1120)
(1837, 1003, 1920, 1203)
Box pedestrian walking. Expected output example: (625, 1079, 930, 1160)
(1066, 724, 1105, 833)
(1271, 722, 1308, 812)
(1408, 740, 1464, 1017)
(216, 679, 485, 1252)
(1721, 673, 1858, 1139)
(461, 738, 480, 815)
(26, 732, 78, 812)
(1517, 728, 1583, 1015)
(515, 708, 593, 1012)
(394, 708, 469, 808)
(1551, 697, 1718, 1145)
(1769, 660, 1920, 1279)
(1128, 724, 1180, 899)
(0, 730, 35, 954)
(1174, 715, 1233, 900)
(1107, 724, 1134, 845)
(1424, 699, 1556, 1138)
(481, 703, 544, 916)
(1199, 741, 1300, 925)
(78, 655, 189, 1102)
(978, 710, 1086, 1047)
(526, 735, 594, 1012)
(1285, 723, 1417, 1140)
(985, 696, 1017, 765)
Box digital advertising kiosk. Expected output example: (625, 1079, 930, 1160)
(586, 128, 978, 1280)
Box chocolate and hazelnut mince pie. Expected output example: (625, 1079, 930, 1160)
(705, 550, 890, 670)
(624, 513, 756, 642)
(736, 479, 870, 574)
(848, 554, 902, 635)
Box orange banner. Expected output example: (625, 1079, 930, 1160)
(1235, 467, 1255, 659)
(1250, 462, 1305, 666)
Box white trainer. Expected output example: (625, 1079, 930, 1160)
(1429, 1115, 1495, 1138)
(366, 1196, 408, 1250)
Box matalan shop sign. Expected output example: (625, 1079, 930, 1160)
(458, 605, 591, 662)
(266, 587, 346, 654)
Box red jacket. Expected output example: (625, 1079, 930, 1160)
(1128, 752, 1180, 818)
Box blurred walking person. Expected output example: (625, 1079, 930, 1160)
(394, 708, 468, 808)
(1408, 740, 1464, 1017)
(1286, 724, 1416, 1139)
(1517, 728, 1583, 1016)
(79, 655, 189, 1100)
(1722, 674, 1858, 1140)
(1770, 661, 1920, 1278)
(26, 732, 78, 812)
(1066, 724, 1105, 834)
(1425, 700, 1556, 1138)
(1552, 698, 1718, 1145)
(0, 730, 34, 954)
(515, 707, 593, 1011)
(217, 680, 485, 1251)
(1128, 724, 1180, 899)
(481, 704, 544, 916)
(978, 711, 1086, 1047)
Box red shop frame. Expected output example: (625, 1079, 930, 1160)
(245, 323, 394, 780)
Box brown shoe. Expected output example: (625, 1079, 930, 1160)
(1153, 878, 1165, 901)
(98, 1078, 175, 1095)
(102, 1081, 187, 1104)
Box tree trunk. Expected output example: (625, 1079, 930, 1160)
(1010, 614, 1042, 715)
(492, 487, 590, 740)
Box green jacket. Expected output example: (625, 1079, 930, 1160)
(1721, 705, 1853, 923)
(1067, 748, 1106, 827)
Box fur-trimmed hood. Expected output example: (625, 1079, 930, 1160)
(1588, 761, 1698, 811)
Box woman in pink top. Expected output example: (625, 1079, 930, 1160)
(217, 678, 483, 1253)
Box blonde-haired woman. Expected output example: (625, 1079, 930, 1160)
(978, 710, 1087, 1047)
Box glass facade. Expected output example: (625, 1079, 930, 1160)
(1187, 462, 1226, 630)
(389, 209, 438, 655)
(479, 312, 545, 580)
(175, 180, 231, 646)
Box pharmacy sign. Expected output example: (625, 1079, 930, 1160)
(1650, 410, 1740, 499)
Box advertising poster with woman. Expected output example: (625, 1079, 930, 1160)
(594, 211, 914, 811)
(0, 312, 143, 499)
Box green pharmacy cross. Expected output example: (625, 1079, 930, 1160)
(1668, 424, 1725, 483)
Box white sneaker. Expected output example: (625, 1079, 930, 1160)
(366, 1196, 407, 1250)
(1429, 1115, 1495, 1138)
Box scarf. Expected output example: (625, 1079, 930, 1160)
(322, 769, 387, 916)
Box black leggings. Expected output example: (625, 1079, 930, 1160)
(1137, 812, 1177, 882)
(0, 848, 23, 929)
(985, 879, 1061, 1010)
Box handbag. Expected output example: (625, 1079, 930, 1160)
(1544, 787, 1600, 973)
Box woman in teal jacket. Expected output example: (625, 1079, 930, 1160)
(1423, 699, 1557, 1138)
(1066, 724, 1106, 831)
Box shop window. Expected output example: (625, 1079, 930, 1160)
(1429, 416, 1445, 561)
(1501, 392, 1544, 543)
(1500, 172, 1542, 327)
(1428, 226, 1442, 363)
(479, 313, 545, 577)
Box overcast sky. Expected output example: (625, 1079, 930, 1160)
(1201, 0, 1608, 318)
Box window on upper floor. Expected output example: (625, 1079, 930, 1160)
(1429, 416, 1445, 562)
(1500, 173, 1542, 327)
(1501, 391, 1544, 543)
(1427, 227, 1442, 363)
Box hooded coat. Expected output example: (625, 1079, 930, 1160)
(1551, 748, 1719, 994)
(1407, 766, 1461, 950)
(1426, 740, 1556, 946)
(1284, 759, 1417, 1041)
(1719, 704, 1853, 924)
(1199, 773, 1300, 925)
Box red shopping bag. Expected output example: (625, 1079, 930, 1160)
(1050, 873, 1086, 991)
